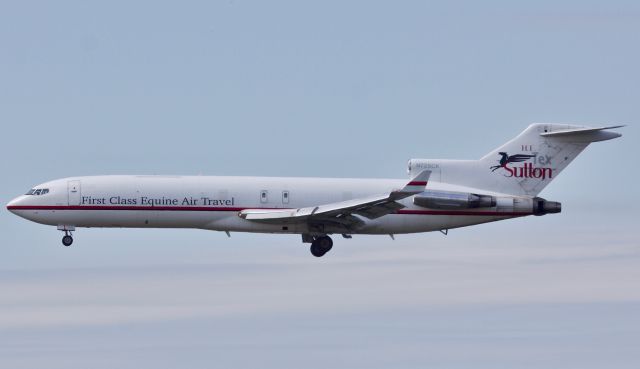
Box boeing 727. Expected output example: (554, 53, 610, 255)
(6, 123, 622, 257)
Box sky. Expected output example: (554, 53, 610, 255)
(0, 1, 639, 368)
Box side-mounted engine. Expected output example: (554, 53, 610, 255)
(413, 190, 496, 209)
(412, 190, 561, 216)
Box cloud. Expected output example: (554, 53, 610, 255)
(1, 239, 639, 330)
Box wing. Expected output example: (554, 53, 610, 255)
(238, 170, 432, 231)
(507, 154, 536, 163)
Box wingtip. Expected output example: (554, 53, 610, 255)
(411, 169, 432, 182)
(399, 170, 431, 195)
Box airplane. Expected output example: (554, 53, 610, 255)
(6, 123, 623, 257)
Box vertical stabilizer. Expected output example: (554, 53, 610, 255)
(408, 123, 623, 196)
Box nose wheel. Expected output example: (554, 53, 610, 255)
(62, 232, 73, 247)
(310, 236, 333, 257)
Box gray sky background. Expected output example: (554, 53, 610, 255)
(1, 1, 638, 368)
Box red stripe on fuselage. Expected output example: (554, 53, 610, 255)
(7, 205, 251, 212)
(7, 205, 528, 216)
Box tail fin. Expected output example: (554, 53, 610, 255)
(408, 123, 623, 196)
(478, 124, 623, 195)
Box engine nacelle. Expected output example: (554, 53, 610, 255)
(500, 197, 561, 215)
(533, 197, 562, 216)
(413, 190, 496, 210)
(413, 191, 561, 216)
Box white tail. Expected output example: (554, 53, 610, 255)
(408, 123, 623, 196)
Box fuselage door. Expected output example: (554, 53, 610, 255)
(68, 180, 81, 205)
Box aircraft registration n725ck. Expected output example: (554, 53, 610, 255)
(7, 123, 623, 257)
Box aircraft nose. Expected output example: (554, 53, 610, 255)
(6, 196, 24, 214)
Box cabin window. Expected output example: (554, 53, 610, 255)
(282, 190, 289, 204)
(260, 190, 268, 203)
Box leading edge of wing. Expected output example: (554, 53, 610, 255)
(238, 170, 431, 224)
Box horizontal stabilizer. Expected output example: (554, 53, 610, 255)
(540, 125, 624, 142)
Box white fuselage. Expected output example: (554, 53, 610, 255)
(6, 175, 530, 235)
(7, 123, 621, 256)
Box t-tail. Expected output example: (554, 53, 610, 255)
(408, 123, 624, 196)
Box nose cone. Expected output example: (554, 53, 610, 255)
(6, 196, 25, 214)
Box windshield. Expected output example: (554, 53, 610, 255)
(25, 188, 50, 196)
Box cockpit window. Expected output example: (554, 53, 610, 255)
(25, 188, 49, 196)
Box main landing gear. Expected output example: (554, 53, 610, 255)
(309, 236, 333, 257)
(61, 231, 73, 247)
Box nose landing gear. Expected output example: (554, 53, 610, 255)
(58, 226, 76, 247)
(62, 231, 73, 247)
(310, 236, 333, 257)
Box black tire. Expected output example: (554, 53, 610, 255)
(309, 236, 333, 257)
(317, 236, 333, 253)
(62, 235, 73, 247)
(310, 242, 324, 257)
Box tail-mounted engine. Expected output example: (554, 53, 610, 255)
(533, 197, 562, 216)
(412, 190, 561, 216)
(413, 190, 496, 210)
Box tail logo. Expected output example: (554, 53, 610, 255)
(490, 152, 553, 180)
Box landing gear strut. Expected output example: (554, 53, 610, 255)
(62, 231, 73, 247)
(310, 236, 333, 257)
